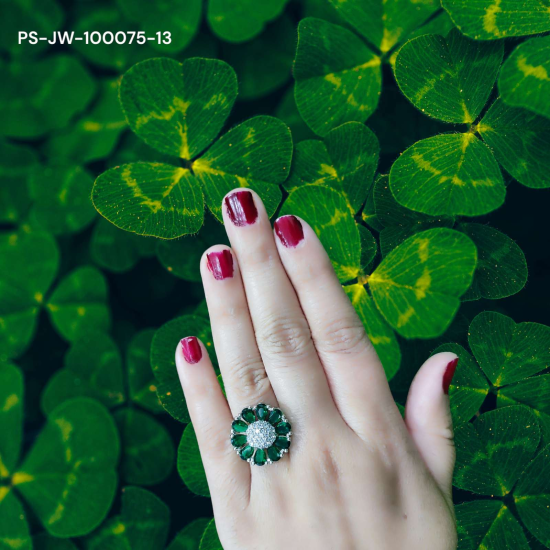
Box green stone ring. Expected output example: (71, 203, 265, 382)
(230, 403, 292, 466)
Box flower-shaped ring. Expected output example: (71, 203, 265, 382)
(230, 403, 292, 466)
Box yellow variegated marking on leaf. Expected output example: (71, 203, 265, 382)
(324, 74, 342, 88)
(82, 120, 126, 132)
(112, 522, 126, 535)
(412, 154, 441, 177)
(2, 394, 19, 412)
(0, 486, 10, 504)
(414, 267, 432, 299)
(517, 55, 550, 81)
(319, 164, 338, 178)
(370, 335, 391, 345)
(55, 418, 73, 442)
(417, 238, 429, 263)
(48, 503, 65, 525)
(66, 447, 72, 463)
(11, 472, 34, 485)
(483, 0, 502, 36)
(397, 306, 415, 327)
(1, 537, 28, 549)
(134, 97, 191, 159)
(0, 456, 9, 478)
(380, 27, 401, 54)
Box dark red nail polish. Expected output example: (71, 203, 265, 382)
(180, 337, 202, 364)
(207, 250, 234, 280)
(225, 190, 258, 226)
(274, 215, 304, 248)
(442, 358, 459, 395)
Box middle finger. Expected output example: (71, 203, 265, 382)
(222, 189, 334, 418)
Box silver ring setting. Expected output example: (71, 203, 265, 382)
(230, 403, 292, 466)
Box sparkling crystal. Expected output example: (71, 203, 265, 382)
(246, 420, 276, 449)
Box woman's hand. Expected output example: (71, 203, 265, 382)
(175, 189, 458, 550)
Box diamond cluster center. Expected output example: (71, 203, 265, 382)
(246, 420, 276, 449)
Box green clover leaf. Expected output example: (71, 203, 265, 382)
(284, 122, 379, 213)
(177, 423, 209, 497)
(93, 58, 291, 238)
(84, 486, 170, 550)
(499, 35, 550, 120)
(368, 228, 477, 338)
(167, 518, 211, 550)
(199, 519, 223, 550)
(280, 184, 362, 282)
(442, 0, 550, 40)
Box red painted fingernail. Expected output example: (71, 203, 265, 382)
(225, 190, 258, 226)
(442, 358, 459, 395)
(180, 337, 202, 364)
(207, 250, 234, 280)
(274, 215, 304, 248)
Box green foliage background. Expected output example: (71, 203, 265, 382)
(1, 0, 549, 548)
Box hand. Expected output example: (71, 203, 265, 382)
(175, 189, 458, 550)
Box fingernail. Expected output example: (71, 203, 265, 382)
(274, 215, 304, 248)
(225, 190, 258, 226)
(442, 358, 459, 395)
(207, 249, 234, 280)
(180, 337, 202, 364)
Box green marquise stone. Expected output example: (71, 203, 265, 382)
(240, 445, 254, 460)
(267, 446, 281, 462)
(232, 419, 248, 433)
(274, 436, 290, 449)
(268, 408, 282, 424)
(256, 403, 269, 420)
(231, 434, 247, 448)
(241, 408, 256, 423)
(275, 422, 291, 435)
(254, 448, 267, 466)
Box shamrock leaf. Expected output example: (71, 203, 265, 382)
(151, 315, 216, 423)
(394, 29, 503, 124)
(199, 519, 223, 550)
(0, 363, 23, 478)
(46, 266, 111, 342)
(284, 122, 379, 213)
(455, 500, 530, 550)
(453, 405, 540, 496)
(46, 80, 127, 164)
(432, 343, 490, 426)
(328, 0, 440, 54)
(117, 0, 202, 53)
(280, 185, 362, 282)
(458, 223, 527, 300)
(0, 56, 96, 139)
(93, 58, 291, 238)
(167, 518, 211, 550)
(41, 331, 125, 415)
(207, 0, 288, 43)
(14, 398, 119, 537)
(84, 486, 170, 550)
(0, 491, 32, 550)
(389, 132, 505, 216)
(293, 18, 381, 137)
(478, 98, 550, 189)
(373, 174, 453, 255)
(28, 165, 96, 235)
(441, 0, 550, 40)
(344, 285, 401, 380)
(469, 311, 550, 386)
(499, 35, 550, 120)
(177, 423, 209, 497)
(90, 219, 156, 273)
(0, 140, 38, 224)
(115, 408, 175, 486)
(368, 228, 477, 338)
(514, 443, 550, 547)
(0, 230, 60, 360)
(127, 329, 163, 414)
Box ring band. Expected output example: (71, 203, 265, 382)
(230, 403, 292, 466)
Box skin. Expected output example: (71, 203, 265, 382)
(175, 189, 458, 550)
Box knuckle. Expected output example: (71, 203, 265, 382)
(226, 354, 271, 401)
(256, 313, 313, 361)
(316, 316, 370, 356)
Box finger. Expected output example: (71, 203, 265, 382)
(405, 351, 458, 505)
(222, 190, 334, 417)
(200, 244, 277, 415)
(175, 336, 250, 507)
(273, 215, 400, 437)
